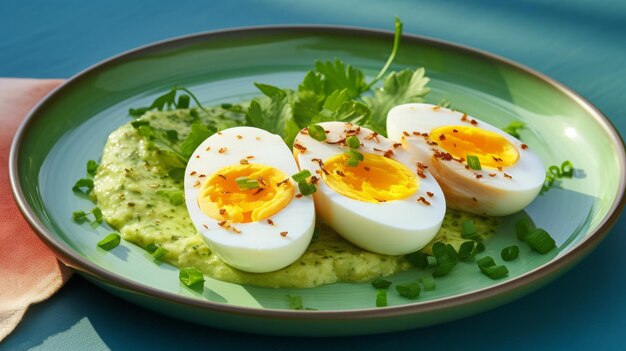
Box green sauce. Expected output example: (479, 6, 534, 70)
(93, 110, 498, 288)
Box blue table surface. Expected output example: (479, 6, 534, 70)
(3, 0, 626, 349)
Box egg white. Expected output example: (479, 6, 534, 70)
(293, 121, 445, 255)
(184, 127, 315, 273)
(387, 103, 545, 216)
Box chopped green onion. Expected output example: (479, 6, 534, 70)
(177, 94, 190, 108)
(475, 241, 485, 253)
(525, 228, 556, 254)
(346, 158, 360, 167)
(561, 160, 574, 178)
(541, 172, 555, 194)
(466, 155, 482, 170)
(406, 251, 428, 269)
(396, 282, 421, 299)
(419, 276, 436, 291)
(72, 178, 94, 195)
(481, 265, 509, 279)
(427, 255, 438, 267)
(129, 107, 150, 117)
(90, 207, 103, 228)
(152, 246, 168, 260)
(502, 121, 526, 139)
(137, 125, 154, 138)
(458, 241, 475, 260)
(307, 124, 327, 142)
(346, 135, 360, 149)
(501, 245, 519, 261)
(477, 256, 496, 269)
(515, 217, 535, 241)
(376, 289, 388, 307)
(72, 210, 89, 224)
(235, 176, 260, 190)
(292, 170, 312, 183)
(179, 267, 205, 287)
(97, 233, 121, 251)
(86, 160, 98, 175)
(437, 99, 451, 108)
(297, 180, 317, 196)
(345, 149, 364, 161)
(130, 120, 150, 128)
(548, 165, 562, 178)
(287, 295, 304, 310)
(371, 277, 392, 289)
(461, 220, 476, 238)
(432, 242, 458, 277)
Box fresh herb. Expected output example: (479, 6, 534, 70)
(345, 149, 364, 167)
(72, 178, 94, 195)
(179, 267, 205, 287)
(97, 233, 121, 251)
(128, 86, 208, 117)
(502, 121, 526, 139)
(179, 123, 214, 158)
(396, 281, 421, 299)
(247, 84, 299, 146)
(371, 277, 392, 289)
(72, 207, 103, 228)
(419, 276, 436, 291)
(86, 160, 99, 175)
(466, 155, 482, 170)
(298, 181, 317, 196)
(156, 189, 185, 206)
(376, 289, 388, 307)
(292, 170, 312, 183)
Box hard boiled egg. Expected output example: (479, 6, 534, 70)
(387, 103, 544, 216)
(184, 127, 315, 273)
(293, 121, 445, 255)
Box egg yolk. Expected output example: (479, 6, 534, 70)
(197, 164, 294, 223)
(429, 126, 519, 168)
(322, 153, 418, 203)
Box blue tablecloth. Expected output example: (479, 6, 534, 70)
(3, 0, 626, 349)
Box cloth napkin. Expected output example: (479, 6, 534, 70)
(0, 78, 73, 341)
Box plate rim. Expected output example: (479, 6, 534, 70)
(9, 24, 626, 321)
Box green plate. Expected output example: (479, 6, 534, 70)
(9, 26, 626, 336)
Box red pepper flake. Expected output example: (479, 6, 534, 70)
(439, 134, 446, 141)
(193, 180, 201, 187)
(253, 188, 265, 195)
(373, 148, 384, 152)
(218, 147, 227, 154)
(452, 129, 458, 133)
(311, 158, 330, 175)
(310, 176, 320, 184)
(412, 131, 421, 136)
(489, 173, 497, 177)
(240, 159, 250, 165)
(521, 144, 528, 150)
(190, 171, 197, 176)
(417, 197, 431, 206)
(504, 173, 513, 179)
(280, 231, 288, 237)
(232, 227, 241, 234)
(202, 224, 208, 229)
(267, 219, 274, 225)
(465, 165, 470, 169)
(384, 149, 394, 158)
(461, 114, 468, 122)
(294, 143, 307, 152)
(393, 142, 402, 149)
(218, 220, 228, 228)
(345, 127, 360, 136)
(219, 208, 226, 215)
(433, 150, 454, 161)
(472, 197, 478, 202)
(335, 170, 346, 177)
(300, 129, 309, 135)
(433, 106, 441, 111)
(195, 155, 200, 159)
(218, 174, 227, 180)
(364, 166, 370, 171)
(257, 176, 266, 187)
(403, 131, 410, 137)
(217, 132, 223, 135)
(426, 191, 434, 198)
(427, 140, 439, 146)
(497, 166, 503, 172)
(295, 194, 303, 198)
(470, 119, 478, 125)
(492, 156, 503, 163)
(475, 173, 483, 179)
(256, 136, 261, 141)
(246, 155, 255, 159)
(276, 178, 289, 187)
(205, 146, 211, 151)
(236, 135, 243, 139)
(199, 174, 206, 178)
(365, 132, 379, 142)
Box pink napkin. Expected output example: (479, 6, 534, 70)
(0, 78, 73, 341)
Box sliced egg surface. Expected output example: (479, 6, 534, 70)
(387, 103, 544, 216)
(293, 121, 445, 255)
(184, 126, 315, 273)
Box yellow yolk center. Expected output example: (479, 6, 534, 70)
(429, 126, 519, 168)
(197, 164, 294, 223)
(322, 153, 418, 203)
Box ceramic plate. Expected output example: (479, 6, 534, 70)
(9, 26, 626, 336)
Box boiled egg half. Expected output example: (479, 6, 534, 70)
(293, 121, 445, 255)
(387, 103, 544, 216)
(184, 127, 315, 273)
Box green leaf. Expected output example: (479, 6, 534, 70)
(246, 84, 295, 141)
(293, 71, 326, 128)
(363, 68, 430, 136)
(180, 123, 213, 158)
(156, 189, 185, 206)
(86, 160, 99, 175)
(72, 178, 94, 195)
(314, 59, 368, 99)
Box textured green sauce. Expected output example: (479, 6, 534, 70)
(93, 110, 498, 288)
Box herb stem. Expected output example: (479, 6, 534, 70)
(364, 17, 403, 91)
